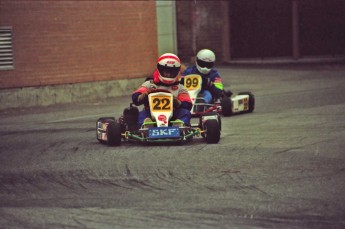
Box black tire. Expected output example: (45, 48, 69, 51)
(96, 117, 115, 143)
(238, 92, 255, 113)
(221, 96, 232, 116)
(204, 119, 220, 144)
(218, 114, 222, 131)
(106, 121, 122, 146)
(123, 105, 139, 131)
(97, 117, 115, 123)
(200, 112, 221, 131)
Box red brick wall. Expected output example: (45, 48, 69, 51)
(0, 1, 158, 89)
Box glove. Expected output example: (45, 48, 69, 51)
(173, 97, 182, 108)
(137, 91, 148, 103)
(137, 84, 157, 103)
(223, 89, 233, 98)
(148, 81, 157, 91)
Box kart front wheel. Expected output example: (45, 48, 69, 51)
(106, 121, 122, 146)
(203, 119, 220, 144)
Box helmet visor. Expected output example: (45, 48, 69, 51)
(157, 64, 180, 78)
(197, 58, 214, 69)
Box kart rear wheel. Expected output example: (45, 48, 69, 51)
(106, 120, 122, 146)
(203, 119, 220, 144)
(238, 92, 255, 113)
(221, 96, 232, 116)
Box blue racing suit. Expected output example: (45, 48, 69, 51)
(181, 65, 223, 104)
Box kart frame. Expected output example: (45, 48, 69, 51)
(96, 91, 221, 146)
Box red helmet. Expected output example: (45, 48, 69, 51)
(157, 53, 181, 85)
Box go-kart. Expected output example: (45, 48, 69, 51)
(96, 89, 221, 146)
(183, 74, 255, 117)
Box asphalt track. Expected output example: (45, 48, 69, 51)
(1, 64, 345, 229)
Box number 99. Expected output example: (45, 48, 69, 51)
(185, 78, 199, 88)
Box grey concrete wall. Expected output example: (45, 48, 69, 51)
(0, 78, 144, 110)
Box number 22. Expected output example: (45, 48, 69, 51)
(153, 98, 171, 110)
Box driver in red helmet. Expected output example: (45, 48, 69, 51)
(132, 53, 192, 127)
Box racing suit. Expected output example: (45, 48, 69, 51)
(181, 65, 223, 104)
(132, 70, 192, 126)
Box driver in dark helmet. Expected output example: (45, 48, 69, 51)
(132, 53, 192, 128)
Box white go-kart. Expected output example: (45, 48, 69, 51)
(96, 89, 221, 146)
(183, 74, 255, 117)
